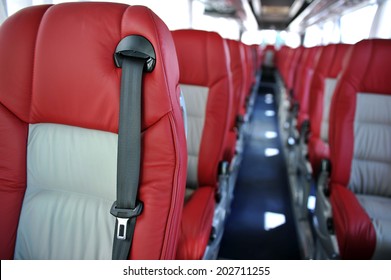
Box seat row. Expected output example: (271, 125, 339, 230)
(0, 3, 262, 260)
(172, 29, 261, 259)
(274, 39, 391, 259)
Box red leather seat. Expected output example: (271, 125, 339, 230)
(244, 44, 256, 95)
(328, 39, 391, 259)
(172, 29, 232, 259)
(0, 3, 187, 259)
(275, 45, 291, 101)
(242, 43, 258, 119)
(225, 39, 249, 197)
(252, 44, 263, 73)
(226, 39, 246, 160)
(286, 46, 304, 94)
(277, 46, 303, 145)
(276, 46, 302, 127)
(277, 46, 303, 94)
(239, 42, 251, 116)
(308, 44, 351, 174)
(291, 47, 310, 103)
(293, 46, 322, 129)
(276, 45, 292, 126)
(276, 45, 291, 76)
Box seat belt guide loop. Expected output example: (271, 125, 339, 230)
(114, 35, 156, 72)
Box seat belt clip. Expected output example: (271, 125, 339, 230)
(110, 201, 143, 240)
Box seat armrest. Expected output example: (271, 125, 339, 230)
(176, 187, 215, 260)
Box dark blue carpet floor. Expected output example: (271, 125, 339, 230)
(218, 83, 301, 260)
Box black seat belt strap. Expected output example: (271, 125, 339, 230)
(111, 35, 156, 260)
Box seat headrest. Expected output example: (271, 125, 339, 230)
(341, 39, 391, 94)
(171, 29, 230, 87)
(329, 44, 352, 78)
(0, 3, 180, 132)
(330, 39, 391, 185)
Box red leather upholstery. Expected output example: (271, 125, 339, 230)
(294, 46, 322, 128)
(0, 4, 48, 260)
(330, 184, 376, 259)
(252, 44, 263, 70)
(328, 39, 391, 259)
(308, 45, 336, 172)
(308, 44, 350, 173)
(243, 44, 256, 97)
(172, 30, 232, 187)
(0, 3, 187, 259)
(225, 39, 246, 160)
(239, 42, 250, 115)
(172, 30, 232, 259)
(285, 46, 303, 93)
(277, 45, 298, 90)
(226, 40, 239, 127)
(276, 46, 301, 93)
(276, 45, 290, 76)
(176, 186, 215, 260)
(292, 47, 309, 102)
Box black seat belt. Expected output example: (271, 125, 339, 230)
(110, 35, 156, 260)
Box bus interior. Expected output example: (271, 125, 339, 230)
(1, 0, 391, 260)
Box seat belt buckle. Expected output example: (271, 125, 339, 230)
(110, 201, 143, 240)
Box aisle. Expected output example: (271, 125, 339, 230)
(218, 83, 301, 260)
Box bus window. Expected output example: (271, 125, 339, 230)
(260, 30, 277, 46)
(303, 24, 322, 47)
(280, 31, 301, 48)
(340, 4, 378, 44)
(241, 30, 263, 45)
(0, 0, 6, 25)
(321, 19, 340, 45)
(370, 0, 391, 39)
(241, 30, 300, 49)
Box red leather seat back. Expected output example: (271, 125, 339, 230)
(243, 44, 256, 96)
(328, 39, 391, 259)
(293, 47, 310, 102)
(330, 39, 391, 189)
(309, 44, 336, 145)
(225, 39, 246, 160)
(172, 29, 232, 260)
(252, 44, 262, 70)
(276, 45, 290, 75)
(286, 46, 303, 92)
(0, 3, 187, 260)
(295, 46, 322, 127)
(227, 40, 245, 121)
(172, 29, 232, 189)
(308, 44, 351, 172)
(239, 42, 250, 114)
